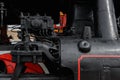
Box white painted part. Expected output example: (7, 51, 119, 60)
(38, 63, 50, 74)
(0, 51, 11, 55)
(56, 24, 60, 26)
(7, 25, 21, 31)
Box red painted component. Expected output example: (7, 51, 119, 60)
(25, 63, 44, 73)
(3, 60, 16, 73)
(0, 53, 44, 74)
(78, 55, 120, 80)
(54, 12, 67, 30)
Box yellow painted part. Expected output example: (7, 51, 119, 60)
(59, 29, 63, 33)
(54, 29, 59, 33)
(54, 29, 63, 33)
(60, 11, 64, 16)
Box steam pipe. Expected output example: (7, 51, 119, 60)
(97, 0, 118, 40)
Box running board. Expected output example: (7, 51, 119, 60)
(0, 74, 72, 80)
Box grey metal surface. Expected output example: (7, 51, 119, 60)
(60, 37, 120, 80)
(97, 0, 118, 40)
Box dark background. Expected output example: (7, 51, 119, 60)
(0, 0, 120, 24)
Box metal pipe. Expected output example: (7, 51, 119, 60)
(97, 0, 118, 40)
(0, 2, 4, 27)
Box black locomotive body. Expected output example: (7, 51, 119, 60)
(0, 0, 120, 80)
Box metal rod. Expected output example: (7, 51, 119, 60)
(0, 2, 6, 27)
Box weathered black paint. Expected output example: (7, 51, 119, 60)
(0, 0, 120, 80)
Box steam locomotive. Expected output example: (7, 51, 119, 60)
(0, 0, 120, 80)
